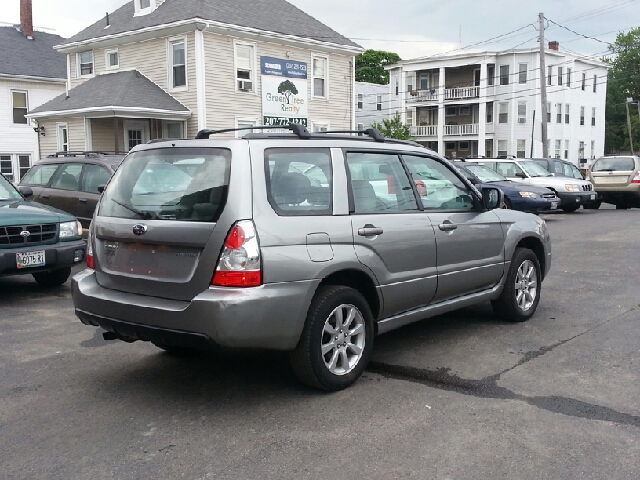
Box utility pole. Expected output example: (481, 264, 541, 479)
(626, 98, 635, 153)
(539, 13, 549, 158)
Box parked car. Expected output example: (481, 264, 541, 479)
(72, 127, 551, 391)
(19, 151, 124, 231)
(454, 163, 559, 213)
(0, 173, 85, 286)
(531, 158, 585, 180)
(472, 158, 595, 213)
(587, 155, 640, 209)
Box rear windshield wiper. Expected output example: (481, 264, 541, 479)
(110, 198, 158, 220)
(595, 168, 614, 172)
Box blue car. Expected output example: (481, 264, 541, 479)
(454, 163, 559, 213)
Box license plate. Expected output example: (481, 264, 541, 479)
(16, 251, 45, 269)
(590, 194, 596, 200)
(550, 201, 558, 210)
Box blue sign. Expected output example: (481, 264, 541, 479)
(261, 56, 307, 79)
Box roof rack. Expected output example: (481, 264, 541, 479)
(47, 151, 119, 158)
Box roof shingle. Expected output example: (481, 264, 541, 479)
(0, 27, 66, 79)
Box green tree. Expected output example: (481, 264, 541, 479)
(277, 80, 298, 104)
(355, 49, 401, 85)
(371, 115, 412, 140)
(605, 27, 640, 153)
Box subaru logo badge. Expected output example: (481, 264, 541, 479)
(132, 224, 147, 236)
(20, 230, 31, 238)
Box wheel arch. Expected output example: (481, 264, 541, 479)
(317, 269, 381, 327)
(515, 236, 546, 280)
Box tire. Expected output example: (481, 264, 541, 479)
(290, 285, 374, 391)
(561, 205, 580, 213)
(32, 267, 71, 287)
(583, 201, 601, 210)
(492, 248, 541, 322)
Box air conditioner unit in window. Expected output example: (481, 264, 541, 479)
(238, 80, 253, 91)
(518, 118, 526, 123)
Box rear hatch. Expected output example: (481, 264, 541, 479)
(590, 156, 638, 189)
(92, 145, 243, 301)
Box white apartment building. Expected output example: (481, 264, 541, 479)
(355, 81, 391, 130)
(387, 43, 609, 164)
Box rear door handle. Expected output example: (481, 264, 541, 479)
(358, 224, 384, 237)
(438, 220, 458, 232)
(78, 198, 88, 204)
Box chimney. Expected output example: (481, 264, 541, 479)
(548, 41, 559, 51)
(20, 0, 33, 39)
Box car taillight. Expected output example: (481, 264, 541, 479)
(86, 230, 95, 269)
(212, 220, 262, 287)
(632, 172, 640, 184)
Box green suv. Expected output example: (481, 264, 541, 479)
(1, 173, 85, 286)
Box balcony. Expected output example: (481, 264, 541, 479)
(444, 123, 479, 136)
(411, 125, 438, 137)
(444, 86, 480, 100)
(407, 89, 438, 103)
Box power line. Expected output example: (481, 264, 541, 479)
(546, 18, 613, 46)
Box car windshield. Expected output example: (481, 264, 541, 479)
(464, 164, 506, 182)
(519, 161, 553, 177)
(569, 164, 584, 179)
(0, 175, 23, 201)
(99, 147, 231, 222)
(591, 157, 636, 172)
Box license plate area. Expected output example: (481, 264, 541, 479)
(17, 251, 46, 269)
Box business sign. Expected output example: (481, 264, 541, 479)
(260, 56, 307, 79)
(261, 56, 308, 127)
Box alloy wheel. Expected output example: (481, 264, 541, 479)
(515, 259, 537, 311)
(321, 304, 366, 375)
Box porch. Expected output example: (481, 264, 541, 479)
(406, 64, 485, 104)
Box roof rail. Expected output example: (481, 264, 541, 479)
(319, 128, 385, 142)
(195, 123, 311, 140)
(47, 151, 117, 158)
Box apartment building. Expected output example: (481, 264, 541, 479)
(355, 81, 391, 130)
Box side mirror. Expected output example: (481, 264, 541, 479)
(481, 187, 504, 210)
(97, 185, 106, 194)
(467, 176, 478, 185)
(515, 172, 527, 179)
(18, 186, 33, 198)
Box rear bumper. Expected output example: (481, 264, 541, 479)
(0, 240, 85, 276)
(72, 269, 319, 350)
(594, 189, 640, 206)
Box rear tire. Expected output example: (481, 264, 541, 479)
(492, 248, 541, 322)
(290, 285, 374, 391)
(32, 267, 71, 287)
(561, 205, 580, 213)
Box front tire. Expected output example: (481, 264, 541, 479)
(290, 285, 374, 391)
(32, 267, 71, 287)
(492, 248, 541, 322)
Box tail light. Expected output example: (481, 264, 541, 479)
(632, 172, 640, 184)
(86, 230, 95, 269)
(212, 220, 262, 287)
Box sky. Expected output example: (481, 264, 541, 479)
(1, 0, 639, 59)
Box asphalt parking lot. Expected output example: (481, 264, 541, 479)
(1, 205, 639, 480)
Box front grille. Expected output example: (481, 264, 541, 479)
(542, 193, 557, 199)
(0, 224, 57, 246)
(582, 184, 593, 191)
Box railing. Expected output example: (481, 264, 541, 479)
(444, 123, 479, 136)
(444, 86, 480, 100)
(411, 126, 438, 137)
(407, 89, 438, 102)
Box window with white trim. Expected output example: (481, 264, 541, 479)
(135, 0, 155, 15)
(558, 66, 563, 86)
(591, 107, 596, 127)
(487, 64, 495, 86)
(590, 140, 595, 158)
(579, 141, 585, 159)
(581, 72, 586, 91)
(77, 51, 94, 77)
(406, 110, 414, 126)
(357, 94, 363, 109)
(593, 75, 597, 93)
(312, 55, 327, 98)
(236, 119, 257, 138)
(580, 106, 585, 126)
(564, 140, 569, 159)
(11, 91, 28, 125)
(565, 104, 570, 124)
(376, 95, 382, 111)
(567, 68, 572, 87)
(446, 106, 457, 117)
(460, 106, 470, 115)
(312, 122, 329, 132)
(498, 102, 508, 123)
(516, 139, 526, 158)
(169, 39, 186, 89)
(547, 102, 551, 123)
(57, 123, 69, 152)
(235, 43, 255, 92)
(499, 65, 509, 85)
(486, 102, 493, 123)
(0, 155, 12, 182)
(459, 141, 469, 151)
(164, 121, 183, 139)
(548, 66, 553, 86)
(517, 102, 526, 124)
(18, 155, 31, 182)
(555, 140, 561, 158)
(518, 63, 527, 84)
(556, 103, 562, 123)
(105, 49, 119, 69)
(497, 140, 508, 157)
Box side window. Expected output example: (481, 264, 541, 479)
(345, 152, 419, 214)
(20, 164, 59, 186)
(402, 155, 475, 211)
(495, 162, 524, 178)
(265, 148, 332, 216)
(81, 164, 112, 194)
(554, 162, 564, 175)
(50, 163, 82, 191)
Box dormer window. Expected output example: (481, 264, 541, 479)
(135, 0, 155, 16)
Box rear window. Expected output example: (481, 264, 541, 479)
(591, 157, 636, 172)
(20, 164, 59, 186)
(99, 148, 231, 222)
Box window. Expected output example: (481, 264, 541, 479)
(78, 51, 94, 77)
(406, 110, 414, 126)
(18, 155, 30, 181)
(140, 0, 151, 7)
(498, 102, 508, 123)
(518, 63, 527, 84)
(57, 123, 69, 152)
(580, 106, 585, 126)
(548, 66, 553, 86)
(234, 42, 255, 92)
(395, 79, 399, 96)
(406, 74, 413, 93)
(445, 142, 456, 150)
(593, 75, 597, 93)
(555, 140, 561, 158)
(376, 95, 382, 111)
(165, 122, 183, 139)
(497, 140, 508, 157)
(21, 164, 58, 186)
(266, 148, 332, 215)
(346, 152, 419, 214)
(312, 122, 329, 132)
(128, 129, 143, 151)
(556, 103, 562, 123)
(516, 140, 526, 158)
(460, 106, 470, 115)
(134, 0, 155, 15)
(547, 102, 551, 123)
(499, 65, 509, 85)
(51, 163, 82, 191)
(81, 164, 111, 194)
(582, 72, 586, 91)
(517, 102, 526, 124)
(402, 155, 475, 211)
(558, 66, 563, 86)
(357, 94, 363, 109)
(564, 140, 569, 159)
(487, 64, 495, 86)
(565, 104, 570, 124)
(579, 141, 585, 159)
(567, 68, 572, 87)
(590, 140, 595, 158)
(312, 56, 327, 98)
(235, 119, 257, 138)
(12, 91, 28, 124)
(459, 141, 469, 151)
(446, 106, 457, 116)
(419, 74, 429, 90)
(170, 39, 187, 89)
(591, 107, 596, 127)
(0, 155, 12, 182)
(105, 49, 119, 69)
(486, 102, 493, 123)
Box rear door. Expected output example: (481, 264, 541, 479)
(345, 151, 437, 318)
(38, 163, 83, 215)
(19, 163, 60, 200)
(402, 155, 505, 302)
(93, 145, 244, 301)
(77, 163, 112, 229)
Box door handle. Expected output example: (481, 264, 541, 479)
(358, 224, 384, 237)
(78, 198, 88, 204)
(438, 220, 458, 232)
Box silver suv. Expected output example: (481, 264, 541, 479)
(72, 126, 552, 391)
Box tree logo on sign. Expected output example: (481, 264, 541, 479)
(277, 80, 298, 104)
